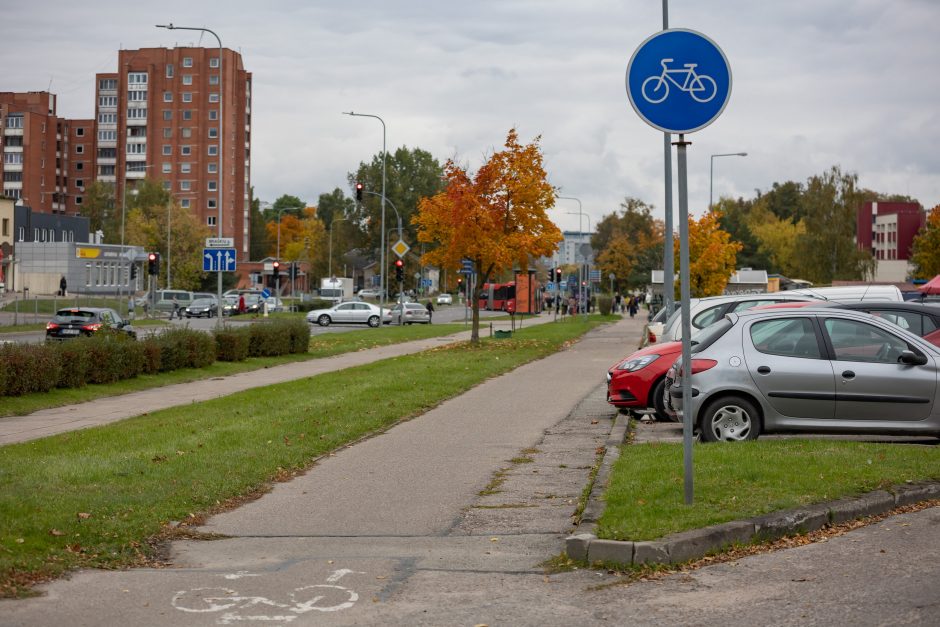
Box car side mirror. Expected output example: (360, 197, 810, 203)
(898, 350, 928, 366)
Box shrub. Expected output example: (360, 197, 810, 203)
(292, 299, 333, 312)
(153, 328, 216, 371)
(83, 334, 131, 385)
(54, 339, 90, 389)
(282, 318, 311, 354)
(598, 295, 613, 316)
(214, 327, 250, 362)
(0, 343, 60, 396)
(247, 321, 291, 357)
(138, 337, 163, 374)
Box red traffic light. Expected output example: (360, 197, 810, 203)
(273, 260, 280, 270)
(395, 259, 403, 268)
(355, 182, 364, 201)
(148, 252, 157, 262)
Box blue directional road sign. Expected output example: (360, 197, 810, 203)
(626, 29, 731, 134)
(260, 288, 271, 299)
(459, 258, 474, 275)
(202, 248, 237, 272)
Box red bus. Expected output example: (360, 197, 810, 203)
(479, 282, 515, 311)
(478, 274, 542, 314)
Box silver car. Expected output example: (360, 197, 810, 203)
(306, 301, 392, 328)
(390, 302, 431, 324)
(665, 308, 940, 442)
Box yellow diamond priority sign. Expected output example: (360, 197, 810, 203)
(392, 239, 410, 258)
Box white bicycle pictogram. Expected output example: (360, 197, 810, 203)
(171, 569, 362, 623)
(641, 58, 717, 104)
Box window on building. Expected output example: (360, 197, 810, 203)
(207, 162, 218, 174)
(180, 181, 191, 191)
(76, 162, 84, 171)
(97, 112, 117, 124)
(182, 92, 192, 103)
(76, 196, 83, 205)
(208, 110, 218, 121)
(181, 128, 192, 138)
(181, 198, 191, 208)
(99, 78, 117, 90)
(208, 215, 217, 226)
(181, 145, 192, 156)
(1, 218, 8, 237)
(97, 130, 117, 141)
(182, 110, 193, 121)
(99, 165, 115, 176)
(208, 199, 218, 210)
(208, 127, 218, 138)
(163, 128, 172, 138)
(5, 114, 23, 129)
(182, 75, 193, 85)
(76, 179, 84, 188)
(181, 163, 191, 174)
(75, 145, 84, 154)
(98, 96, 118, 107)
(17, 226, 25, 241)
(126, 108, 148, 119)
(128, 72, 148, 84)
(3, 153, 23, 165)
(208, 180, 217, 191)
(209, 57, 220, 68)
(166, 64, 174, 78)
(163, 110, 172, 121)
(162, 181, 171, 190)
(209, 93, 220, 103)
(162, 145, 172, 156)
(208, 145, 218, 156)
(163, 91, 173, 102)
(127, 90, 148, 102)
(76, 128, 85, 137)
(182, 57, 193, 68)
(209, 75, 219, 85)
(126, 144, 146, 155)
(162, 163, 171, 174)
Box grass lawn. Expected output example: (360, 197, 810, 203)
(598, 437, 940, 542)
(0, 323, 466, 418)
(0, 316, 609, 597)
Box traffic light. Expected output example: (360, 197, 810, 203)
(271, 260, 280, 287)
(395, 259, 404, 282)
(130, 264, 137, 280)
(355, 182, 363, 201)
(289, 263, 297, 282)
(147, 252, 159, 275)
(555, 268, 562, 281)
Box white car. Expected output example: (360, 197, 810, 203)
(306, 301, 392, 328)
(436, 293, 453, 305)
(358, 289, 383, 299)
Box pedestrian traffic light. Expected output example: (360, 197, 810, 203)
(130, 264, 137, 280)
(555, 268, 562, 280)
(147, 252, 159, 275)
(355, 182, 363, 201)
(395, 258, 404, 282)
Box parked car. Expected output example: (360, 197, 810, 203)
(46, 307, 137, 341)
(184, 297, 219, 318)
(306, 301, 392, 327)
(221, 295, 241, 316)
(390, 302, 431, 325)
(436, 293, 454, 305)
(664, 308, 940, 442)
(358, 288, 384, 299)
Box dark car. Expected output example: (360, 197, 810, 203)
(46, 307, 137, 341)
(184, 297, 219, 318)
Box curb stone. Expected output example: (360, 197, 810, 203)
(576, 413, 630, 529)
(566, 481, 940, 567)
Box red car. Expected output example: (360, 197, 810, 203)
(606, 341, 682, 421)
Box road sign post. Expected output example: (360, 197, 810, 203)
(627, 28, 732, 506)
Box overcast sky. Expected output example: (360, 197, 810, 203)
(6, 0, 938, 233)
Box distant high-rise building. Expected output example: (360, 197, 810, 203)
(97, 47, 253, 257)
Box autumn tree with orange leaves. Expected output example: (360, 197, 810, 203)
(673, 209, 742, 298)
(414, 129, 562, 343)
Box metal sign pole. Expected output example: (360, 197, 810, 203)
(675, 133, 694, 505)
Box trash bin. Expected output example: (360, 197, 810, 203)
(494, 330, 512, 339)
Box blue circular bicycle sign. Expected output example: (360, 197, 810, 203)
(626, 29, 732, 134)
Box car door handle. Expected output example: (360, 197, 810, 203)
(757, 366, 771, 374)
(841, 370, 855, 379)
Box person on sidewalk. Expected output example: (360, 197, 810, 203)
(59, 276, 67, 297)
(172, 296, 180, 320)
(425, 300, 434, 323)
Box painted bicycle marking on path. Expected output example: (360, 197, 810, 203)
(171, 569, 364, 623)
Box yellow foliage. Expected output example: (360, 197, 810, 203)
(675, 210, 742, 297)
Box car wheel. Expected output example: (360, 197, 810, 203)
(699, 395, 760, 442)
(650, 378, 674, 422)
(317, 315, 331, 327)
(367, 315, 380, 328)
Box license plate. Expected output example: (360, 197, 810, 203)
(62, 329, 80, 335)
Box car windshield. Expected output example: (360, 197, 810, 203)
(191, 298, 215, 307)
(53, 310, 95, 323)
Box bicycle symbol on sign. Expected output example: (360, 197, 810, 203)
(641, 58, 717, 104)
(171, 569, 362, 623)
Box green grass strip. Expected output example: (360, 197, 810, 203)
(598, 439, 940, 541)
(0, 323, 466, 418)
(0, 317, 608, 597)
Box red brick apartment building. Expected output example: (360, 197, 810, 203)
(2, 46, 252, 258)
(856, 201, 925, 282)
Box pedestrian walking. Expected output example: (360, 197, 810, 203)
(172, 296, 180, 320)
(59, 276, 67, 297)
(238, 294, 246, 315)
(425, 300, 434, 323)
(614, 292, 622, 314)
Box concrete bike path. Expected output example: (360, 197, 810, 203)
(2, 316, 643, 626)
(0, 318, 549, 446)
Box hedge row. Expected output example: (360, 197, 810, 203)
(0, 319, 310, 397)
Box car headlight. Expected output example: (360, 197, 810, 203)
(615, 354, 660, 372)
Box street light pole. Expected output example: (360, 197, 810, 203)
(156, 23, 223, 324)
(709, 152, 747, 209)
(558, 195, 591, 320)
(343, 111, 386, 321)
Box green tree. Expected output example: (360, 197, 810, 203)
(715, 197, 773, 272)
(123, 178, 210, 290)
(747, 199, 806, 278)
(591, 197, 661, 291)
(911, 205, 940, 279)
(793, 165, 874, 284)
(757, 180, 804, 222)
(78, 181, 116, 240)
(248, 189, 269, 261)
